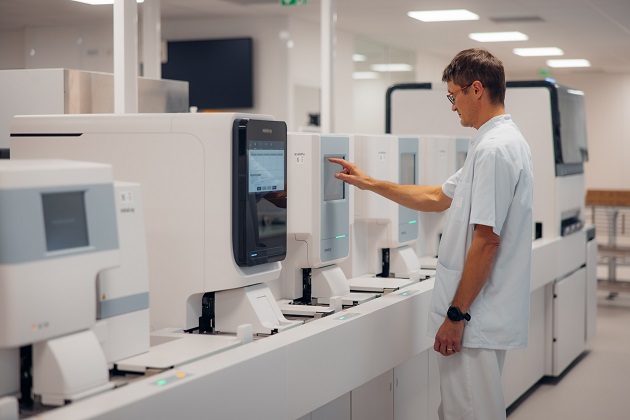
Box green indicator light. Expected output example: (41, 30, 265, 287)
(335, 234, 347, 239)
(408, 220, 417, 224)
(156, 379, 168, 386)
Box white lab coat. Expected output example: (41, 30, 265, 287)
(427, 114, 534, 350)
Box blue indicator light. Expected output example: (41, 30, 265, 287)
(251, 253, 258, 257)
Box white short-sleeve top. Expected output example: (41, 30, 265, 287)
(427, 114, 534, 350)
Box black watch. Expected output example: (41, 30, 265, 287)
(447, 306, 471, 322)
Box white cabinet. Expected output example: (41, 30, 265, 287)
(347, 348, 436, 420)
(393, 350, 433, 420)
(351, 370, 394, 420)
(502, 285, 546, 407)
(586, 230, 598, 341)
(299, 393, 352, 420)
(552, 267, 587, 376)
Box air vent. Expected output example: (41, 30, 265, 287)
(489, 16, 545, 24)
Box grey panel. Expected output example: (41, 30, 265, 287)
(398, 137, 419, 243)
(0, 183, 118, 264)
(320, 135, 350, 263)
(98, 292, 150, 319)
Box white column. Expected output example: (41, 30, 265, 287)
(142, 0, 161, 79)
(320, 0, 335, 133)
(114, 0, 138, 113)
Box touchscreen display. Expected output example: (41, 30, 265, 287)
(400, 153, 416, 185)
(323, 154, 345, 201)
(42, 191, 89, 251)
(248, 140, 285, 193)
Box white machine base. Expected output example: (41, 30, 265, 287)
(115, 328, 241, 373)
(418, 256, 438, 270)
(215, 283, 303, 335)
(315, 292, 379, 307)
(348, 274, 417, 294)
(311, 265, 351, 298)
(276, 300, 336, 318)
(33, 330, 113, 407)
(389, 246, 421, 281)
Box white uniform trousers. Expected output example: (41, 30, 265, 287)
(437, 347, 507, 420)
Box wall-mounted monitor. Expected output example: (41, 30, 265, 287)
(162, 38, 253, 110)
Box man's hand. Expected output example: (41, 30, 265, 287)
(328, 157, 373, 190)
(434, 319, 464, 356)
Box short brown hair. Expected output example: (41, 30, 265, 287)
(442, 48, 506, 106)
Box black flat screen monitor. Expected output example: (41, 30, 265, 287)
(162, 38, 253, 110)
(232, 119, 287, 267)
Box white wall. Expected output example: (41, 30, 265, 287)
(0, 30, 26, 69)
(24, 23, 114, 72)
(414, 50, 446, 86)
(285, 17, 354, 133)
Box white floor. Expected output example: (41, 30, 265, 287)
(507, 289, 630, 420)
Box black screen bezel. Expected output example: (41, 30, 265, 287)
(232, 119, 288, 267)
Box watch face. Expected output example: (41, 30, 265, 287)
(447, 306, 461, 321)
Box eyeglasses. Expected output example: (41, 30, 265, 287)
(446, 84, 471, 105)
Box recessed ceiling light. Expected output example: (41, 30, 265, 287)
(407, 9, 479, 22)
(353, 72, 380, 80)
(352, 54, 367, 62)
(72, 0, 144, 5)
(370, 64, 413, 72)
(469, 32, 528, 42)
(546, 59, 591, 68)
(513, 47, 564, 57)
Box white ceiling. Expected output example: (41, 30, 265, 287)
(2, 0, 630, 77)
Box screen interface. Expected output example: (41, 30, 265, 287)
(558, 88, 588, 164)
(42, 191, 89, 252)
(323, 154, 345, 201)
(400, 153, 416, 185)
(248, 140, 285, 193)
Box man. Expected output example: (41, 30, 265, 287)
(330, 48, 533, 420)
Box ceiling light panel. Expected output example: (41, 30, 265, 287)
(513, 47, 564, 57)
(546, 59, 591, 68)
(370, 64, 414, 72)
(72, 0, 143, 4)
(407, 9, 479, 22)
(353, 72, 380, 80)
(469, 32, 529, 42)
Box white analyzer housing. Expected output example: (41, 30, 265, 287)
(273, 133, 377, 314)
(10, 113, 301, 337)
(341, 134, 422, 293)
(0, 160, 120, 406)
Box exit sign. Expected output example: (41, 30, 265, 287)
(281, 0, 307, 5)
